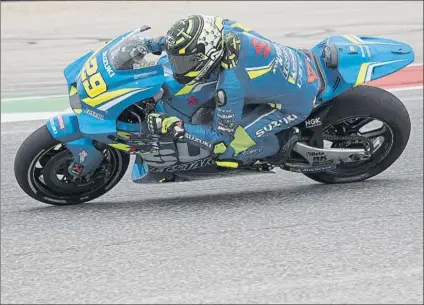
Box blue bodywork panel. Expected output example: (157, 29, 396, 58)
(311, 35, 414, 103)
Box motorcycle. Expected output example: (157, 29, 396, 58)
(14, 26, 414, 205)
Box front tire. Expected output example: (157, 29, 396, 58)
(14, 125, 130, 205)
(304, 85, 411, 184)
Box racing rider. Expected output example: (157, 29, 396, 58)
(141, 15, 321, 167)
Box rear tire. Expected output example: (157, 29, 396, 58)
(14, 125, 130, 205)
(304, 85, 411, 184)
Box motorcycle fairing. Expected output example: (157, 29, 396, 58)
(311, 35, 414, 103)
(47, 30, 415, 180)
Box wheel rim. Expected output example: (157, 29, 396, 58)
(28, 143, 123, 202)
(322, 115, 395, 175)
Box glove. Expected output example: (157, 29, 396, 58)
(147, 113, 184, 138)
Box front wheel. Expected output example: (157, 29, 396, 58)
(304, 85, 411, 184)
(14, 125, 130, 205)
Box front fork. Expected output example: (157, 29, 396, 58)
(46, 113, 104, 176)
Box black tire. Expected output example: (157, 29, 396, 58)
(304, 85, 411, 184)
(14, 125, 130, 205)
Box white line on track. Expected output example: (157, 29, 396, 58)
(385, 85, 423, 93)
(1, 94, 68, 103)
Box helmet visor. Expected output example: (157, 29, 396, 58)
(168, 54, 200, 75)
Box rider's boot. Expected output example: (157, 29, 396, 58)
(266, 127, 300, 165)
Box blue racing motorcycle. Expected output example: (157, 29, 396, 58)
(14, 26, 414, 205)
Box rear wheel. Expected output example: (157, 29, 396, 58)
(14, 125, 130, 205)
(304, 85, 411, 184)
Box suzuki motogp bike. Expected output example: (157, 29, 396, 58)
(14, 26, 414, 205)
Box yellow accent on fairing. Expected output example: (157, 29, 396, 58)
(268, 103, 282, 110)
(229, 126, 256, 156)
(117, 131, 133, 139)
(82, 88, 139, 107)
(221, 62, 229, 69)
(185, 71, 200, 77)
(288, 76, 296, 84)
(108, 143, 132, 152)
(175, 82, 199, 96)
(354, 62, 374, 87)
(246, 59, 275, 80)
(213, 142, 227, 154)
(342, 35, 363, 45)
(69, 85, 78, 96)
(83, 72, 107, 98)
(230, 22, 251, 32)
(216, 161, 239, 168)
(73, 109, 83, 114)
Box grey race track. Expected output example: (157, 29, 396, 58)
(1, 90, 423, 304)
(1, 1, 423, 304)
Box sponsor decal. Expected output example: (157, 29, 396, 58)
(288, 49, 297, 85)
(240, 147, 263, 156)
(273, 44, 284, 74)
(184, 133, 212, 148)
(188, 96, 197, 105)
(217, 125, 235, 133)
(216, 110, 235, 133)
(255, 114, 298, 137)
(134, 71, 158, 80)
(71, 163, 84, 175)
(282, 48, 290, 79)
(150, 157, 215, 173)
(84, 109, 105, 120)
(217, 113, 235, 120)
(102, 51, 115, 77)
(251, 38, 272, 58)
(57, 115, 65, 130)
(305, 117, 322, 128)
(292, 164, 335, 173)
(49, 117, 57, 134)
(306, 151, 325, 156)
(78, 150, 88, 163)
(312, 155, 328, 163)
(295, 52, 304, 88)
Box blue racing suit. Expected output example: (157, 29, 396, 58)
(144, 19, 320, 162)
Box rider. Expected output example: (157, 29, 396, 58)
(142, 15, 321, 167)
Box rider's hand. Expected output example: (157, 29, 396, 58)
(147, 113, 185, 139)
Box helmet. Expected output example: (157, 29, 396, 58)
(165, 15, 224, 84)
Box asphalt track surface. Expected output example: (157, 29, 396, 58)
(1, 1, 423, 304)
(1, 89, 423, 304)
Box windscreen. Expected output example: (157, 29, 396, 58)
(108, 27, 160, 71)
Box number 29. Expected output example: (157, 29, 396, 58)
(81, 58, 107, 98)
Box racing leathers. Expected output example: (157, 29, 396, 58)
(142, 19, 320, 164)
